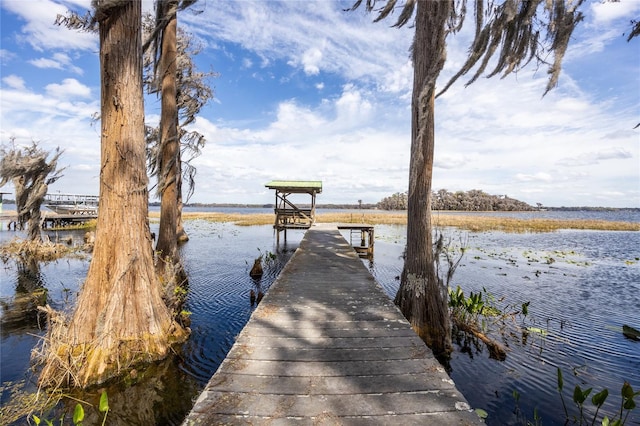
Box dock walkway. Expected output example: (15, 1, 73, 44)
(182, 224, 482, 425)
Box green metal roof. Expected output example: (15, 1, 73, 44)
(265, 180, 322, 193)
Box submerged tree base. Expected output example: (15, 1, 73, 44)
(33, 305, 189, 389)
(395, 275, 453, 361)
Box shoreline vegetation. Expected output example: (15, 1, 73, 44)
(153, 211, 640, 232)
(2, 210, 636, 264)
(1, 209, 639, 233)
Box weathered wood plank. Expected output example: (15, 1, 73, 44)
(225, 345, 429, 362)
(182, 225, 483, 425)
(206, 372, 456, 394)
(189, 390, 472, 417)
(235, 335, 431, 349)
(196, 412, 482, 426)
(216, 358, 446, 377)
(241, 324, 418, 338)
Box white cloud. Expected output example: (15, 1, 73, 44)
(381, 59, 412, 94)
(30, 57, 63, 69)
(45, 78, 91, 99)
(182, 1, 413, 83)
(301, 47, 323, 76)
(334, 85, 373, 125)
(0, 49, 17, 64)
(435, 154, 472, 170)
(187, 82, 411, 203)
(568, 1, 640, 56)
(2, 0, 97, 51)
(29, 52, 83, 74)
(557, 147, 634, 167)
(591, 1, 640, 24)
(2, 86, 96, 118)
(0, 76, 100, 195)
(516, 172, 553, 183)
(0, 0, 637, 207)
(2, 74, 26, 90)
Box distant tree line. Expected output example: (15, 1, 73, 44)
(377, 189, 535, 211)
(377, 192, 409, 210)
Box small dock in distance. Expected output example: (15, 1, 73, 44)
(182, 224, 481, 425)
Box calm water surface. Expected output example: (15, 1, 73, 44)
(1, 211, 638, 425)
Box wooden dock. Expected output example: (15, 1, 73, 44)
(182, 224, 482, 425)
(41, 212, 97, 229)
(0, 212, 97, 230)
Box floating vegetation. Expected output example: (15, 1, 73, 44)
(0, 238, 81, 262)
(526, 326, 548, 336)
(49, 219, 97, 231)
(0, 380, 63, 424)
(0, 379, 110, 426)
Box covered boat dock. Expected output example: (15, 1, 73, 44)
(265, 180, 322, 243)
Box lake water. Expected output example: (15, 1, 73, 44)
(1, 210, 639, 425)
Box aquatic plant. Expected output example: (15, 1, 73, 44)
(510, 370, 638, 425)
(448, 285, 509, 360)
(555, 368, 638, 425)
(32, 390, 109, 426)
(449, 286, 504, 326)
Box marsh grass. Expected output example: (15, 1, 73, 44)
(152, 211, 640, 232)
(49, 219, 97, 231)
(1, 211, 635, 261)
(431, 214, 640, 233)
(0, 238, 78, 262)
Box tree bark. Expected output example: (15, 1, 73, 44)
(38, 0, 186, 388)
(394, 0, 452, 359)
(13, 176, 27, 231)
(176, 149, 189, 243)
(155, 0, 180, 266)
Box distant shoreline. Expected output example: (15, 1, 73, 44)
(1, 201, 639, 211)
(154, 211, 640, 232)
(177, 203, 640, 212)
(2, 209, 639, 233)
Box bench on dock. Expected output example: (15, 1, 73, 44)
(276, 208, 314, 227)
(182, 224, 481, 425)
(265, 180, 322, 243)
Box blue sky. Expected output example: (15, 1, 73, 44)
(1, 0, 639, 207)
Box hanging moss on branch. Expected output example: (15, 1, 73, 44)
(0, 140, 64, 242)
(349, 0, 640, 360)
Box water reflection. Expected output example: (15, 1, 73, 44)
(1, 220, 638, 425)
(1, 257, 47, 337)
(52, 356, 200, 426)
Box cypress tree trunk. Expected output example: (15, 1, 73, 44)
(176, 150, 189, 243)
(38, 0, 186, 388)
(155, 0, 180, 266)
(394, 0, 452, 359)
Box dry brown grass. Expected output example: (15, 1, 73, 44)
(159, 210, 640, 233)
(0, 238, 77, 262)
(431, 214, 640, 233)
(152, 211, 275, 226)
